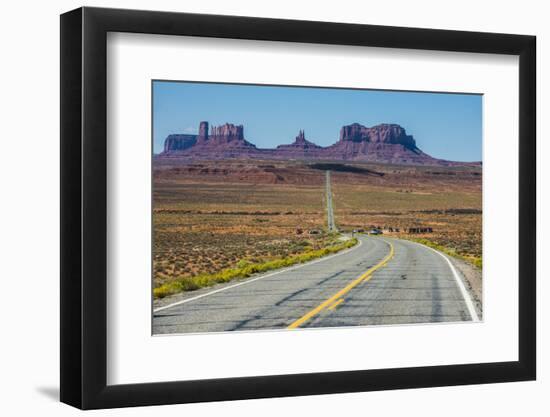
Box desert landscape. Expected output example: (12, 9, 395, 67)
(151, 82, 483, 332)
(153, 159, 345, 297)
(153, 124, 482, 299)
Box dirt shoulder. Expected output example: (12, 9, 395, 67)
(448, 255, 483, 318)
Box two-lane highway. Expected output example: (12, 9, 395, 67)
(325, 170, 337, 232)
(153, 236, 480, 334)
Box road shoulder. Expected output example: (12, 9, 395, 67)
(447, 256, 483, 319)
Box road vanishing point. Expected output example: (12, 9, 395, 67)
(325, 170, 337, 233)
(153, 235, 481, 334)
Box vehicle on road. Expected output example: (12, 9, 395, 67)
(367, 229, 382, 235)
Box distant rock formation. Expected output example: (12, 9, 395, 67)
(198, 121, 209, 139)
(210, 123, 244, 141)
(159, 121, 473, 166)
(163, 134, 197, 153)
(166, 122, 258, 159)
(339, 123, 416, 149)
(277, 130, 322, 150)
(322, 123, 437, 164)
(273, 130, 324, 159)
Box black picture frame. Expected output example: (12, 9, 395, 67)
(60, 6, 536, 410)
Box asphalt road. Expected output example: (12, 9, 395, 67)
(153, 236, 480, 334)
(325, 170, 337, 232)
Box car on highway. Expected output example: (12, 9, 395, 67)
(367, 229, 382, 235)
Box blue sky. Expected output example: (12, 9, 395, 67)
(153, 81, 482, 161)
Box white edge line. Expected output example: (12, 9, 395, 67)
(421, 244, 480, 322)
(153, 238, 364, 313)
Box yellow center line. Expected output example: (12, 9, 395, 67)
(328, 298, 344, 311)
(287, 240, 394, 329)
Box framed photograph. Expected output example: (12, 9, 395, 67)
(60, 6, 536, 409)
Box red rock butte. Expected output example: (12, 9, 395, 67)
(159, 121, 479, 166)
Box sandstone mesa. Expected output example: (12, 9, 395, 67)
(159, 121, 478, 166)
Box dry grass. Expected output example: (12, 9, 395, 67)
(153, 160, 483, 297)
(330, 165, 482, 263)
(153, 171, 332, 290)
(154, 238, 357, 298)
